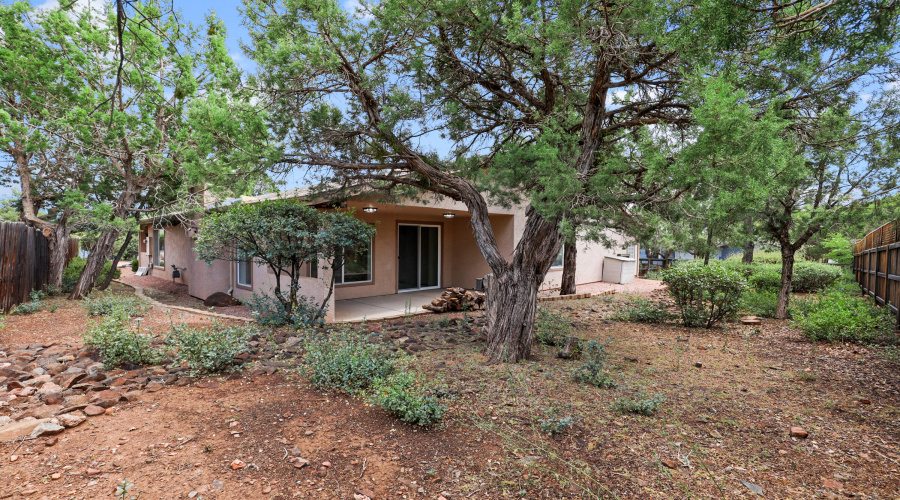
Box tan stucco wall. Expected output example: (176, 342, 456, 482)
(542, 237, 638, 290)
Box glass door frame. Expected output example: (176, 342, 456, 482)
(397, 223, 442, 292)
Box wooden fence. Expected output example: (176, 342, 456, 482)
(852, 220, 900, 323)
(0, 222, 50, 313)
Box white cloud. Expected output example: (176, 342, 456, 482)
(341, 0, 374, 20)
(34, 0, 107, 18)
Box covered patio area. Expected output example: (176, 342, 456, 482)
(334, 289, 440, 323)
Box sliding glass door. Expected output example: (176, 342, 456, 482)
(398, 224, 440, 291)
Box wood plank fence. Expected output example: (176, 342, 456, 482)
(0, 222, 50, 313)
(852, 220, 900, 324)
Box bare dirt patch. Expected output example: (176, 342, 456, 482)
(2, 289, 899, 498)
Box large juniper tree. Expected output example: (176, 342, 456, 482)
(236, 0, 898, 361)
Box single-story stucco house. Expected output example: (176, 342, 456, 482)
(136, 189, 637, 322)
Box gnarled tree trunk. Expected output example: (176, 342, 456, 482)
(97, 230, 134, 291)
(560, 241, 577, 295)
(69, 230, 121, 299)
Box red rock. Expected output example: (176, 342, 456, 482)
(84, 404, 105, 416)
(823, 479, 843, 489)
(321, 461, 332, 468)
(231, 459, 246, 470)
(86, 468, 100, 476)
(790, 426, 808, 438)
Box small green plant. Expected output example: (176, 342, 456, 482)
(661, 262, 748, 328)
(131, 259, 139, 272)
(437, 316, 451, 328)
(245, 291, 325, 329)
(369, 367, 446, 426)
(82, 291, 150, 317)
(534, 307, 571, 346)
(304, 329, 395, 394)
(167, 323, 252, 375)
(790, 293, 893, 344)
(403, 298, 414, 322)
(612, 392, 665, 416)
(739, 289, 778, 318)
(613, 297, 675, 323)
(572, 340, 616, 388)
(115, 479, 135, 500)
(538, 407, 575, 435)
(83, 311, 159, 369)
(796, 369, 817, 381)
(13, 289, 45, 315)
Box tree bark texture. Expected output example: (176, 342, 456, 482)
(742, 240, 755, 264)
(775, 249, 795, 319)
(69, 230, 121, 299)
(560, 241, 577, 295)
(97, 230, 133, 291)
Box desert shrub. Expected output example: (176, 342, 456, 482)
(572, 340, 617, 388)
(304, 329, 395, 394)
(82, 292, 150, 317)
(612, 392, 665, 416)
(661, 262, 748, 328)
(131, 259, 139, 272)
(613, 297, 675, 323)
(791, 293, 893, 343)
(369, 368, 446, 426)
(534, 307, 571, 346)
(62, 257, 121, 293)
(245, 291, 326, 329)
(538, 407, 575, 435)
(167, 323, 252, 375)
(13, 290, 45, 315)
(83, 311, 158, 368)
(791, 262, 842, 293)
(739, 289, 779, 318)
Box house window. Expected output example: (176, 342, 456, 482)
(153, 230, 165, 266)
(335, 237, 372, 284)
(236, 253, 252, 287)
(551, 246, 564, 268)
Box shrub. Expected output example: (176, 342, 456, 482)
(612, 393, 665, 416)
(82, 292, 150, 317)
(131, 259, 139, 272)
(369, 369, 446, 426)
(791, 262, 842, 293)
(739, 289, 779, 318)
(62, 257, 121, 293)
(245, 291, 326, 329)
(538, 408, 575, 435)
(613, 297, 675, 323)
(304, 329, 395, 394)
(13, 290, 46, 315)
(661, 262, 748, 328)
(791, 293, 893, 343)
(826, 273, 862, 296)
(167, 323, 252, 375)
(534, 307, 571, 346)
(83, 311, 158, 368)
(747, 264, 782, 292)
(572, 340, 617, 388)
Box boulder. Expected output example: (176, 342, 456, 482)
(203, 292, 241, 307)
(57, 412, 87, 428)
(0, 418, 52, 442)
(30, 422, 64, 438)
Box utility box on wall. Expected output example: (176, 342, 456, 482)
(602, 256, 636, 284)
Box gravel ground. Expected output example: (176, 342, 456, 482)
(539, 277, 665, 296)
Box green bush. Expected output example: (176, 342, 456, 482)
(304, 329, 395, 394)
(369, 369, 446, 426)
(739, 289, 779, 318)
(245, 291, 325, 329)
(791, 293, 893, 343)
(747, 264, 782, 292)
(538, 408, 575, 435)
(612, 393, 665, 416)
(572, 340, 617, 388)
(13, 290, 45, 315)
(613, 297, 675, 323)
(167, 323, 252, 375)
(826, 273, 861, 296)
(534, 308, 571, 346)
(661, 262, 748, 328)
(791, 262, 842, 293)
(83, 311, 158, 369)
(82, 291, 150, 317)
(62, 257, 121, 293)
(131, 259, 139, 272)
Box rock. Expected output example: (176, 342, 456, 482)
(0, 418, 53, 442)
(145, 382, 164, 392)
(211, 480, 224, 491)
(694, 362, 703, 368)
(738, 480, 764, 495)
(662, 459, 678, 469)
(230, 459, 246, 470)
(321, 461, 332, 468)
(29, 422, 64, 438)
(84, 404, 106, 416)
(0, 416, 11, 427)
(204, 292, 241, 307)
(57, 412, 87, 428)
(741, 316, 762, 325)
(86, 468, 100, 476)
(43, 436, 58, 447)
(293, 458, 310, 469)
(823, 479, 843, 490)
(789, 426, 808, 438)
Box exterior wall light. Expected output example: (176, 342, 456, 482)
(443, 213, 455, 218)
(362, 207, 377, 213)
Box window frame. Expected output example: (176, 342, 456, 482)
(334, 236, 374, 286)
(236, 252, 253, 289)
(551, 246, 565, 269)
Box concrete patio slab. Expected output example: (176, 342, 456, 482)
(335, 289, 441, 322)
